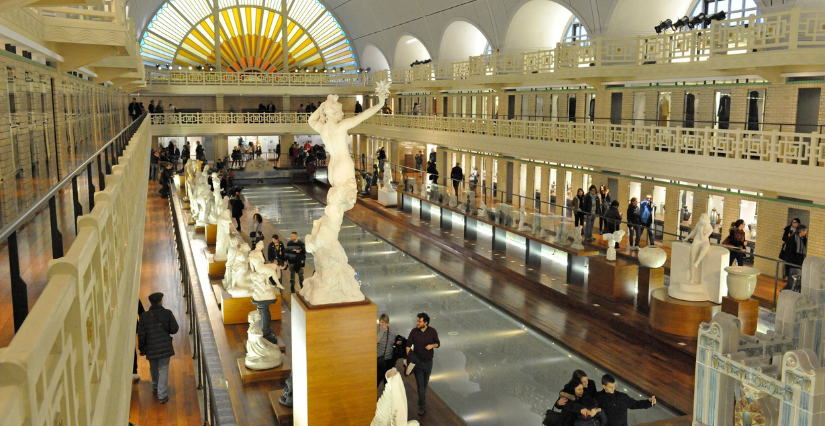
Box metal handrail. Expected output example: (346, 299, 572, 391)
(0, 114, 144, 243)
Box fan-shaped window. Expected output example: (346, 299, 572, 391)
(140, 0, 357, 72)
(690, 0, 758, 23)
(563, 17, 587, 43)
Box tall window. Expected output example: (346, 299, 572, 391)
(563, 17, 587, 43)
(690, 0, 759, 21)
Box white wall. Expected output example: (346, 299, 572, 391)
(438, 21, 489, 63)
(503, 0, 574, 53)
(394, 35, 431, 69)
(361, 44, 391, 71)
(601, 0, 696, 37)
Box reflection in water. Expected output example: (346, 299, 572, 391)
(246, 186, 678, 426)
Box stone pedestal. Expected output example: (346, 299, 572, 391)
(253, 298, 279, 345)
(721, 296, 759, 335)
(269, 390, 293, 426)
(588, 258, 638, 301)
(650, 288, 720, 337)
(206, 224, 218, 245)
(291, 295, 376, 426)
(668, 242, 729, 304)
(377, 188, 397, 206)
(637, 266, 665, 313)
(223, 296, 281, 325)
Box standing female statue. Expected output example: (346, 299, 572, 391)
(687, 213, 713, 282)
(300, 82, 391, 305)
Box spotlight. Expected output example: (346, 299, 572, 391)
(188, 65, 193, 70)
(166, 64, 172, 70)
(177, 65, 182, 70)
(673, 16, 690, 30)
(156, 64, 162, 70)
(654, 19, 673, 34)
(689, 13, 706, 28)
(331, 68, 336, 73)
(339, 67, 344, 72)
(323, 68, 327, 73)
(710, 11, 726, 22)
(304, 67, 309, 72)
(366, 67, 371, 72)
(313, 67, 317, 72)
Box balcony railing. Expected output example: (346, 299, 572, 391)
(148, 112, 825, 169)
(145, 70, 375, 87)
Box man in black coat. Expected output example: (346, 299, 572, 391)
(449, 162, 463, 195)
(267, 234, 284, 264)
(231, 193, 244, 231)
(594, 374, 655, 426)
(285, 232, 306, 292)
(138, 292, 180, 404)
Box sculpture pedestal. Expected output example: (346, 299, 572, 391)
(253, 298, 279, 344)
(377, 188, 397, 206)
(721, 296, 759, 335)
(668, 242, 729, 304)
(588, 258, 637, 301)
(637, 266, 665, 313)
(206, 224, 218, 245)
(222, 295, 281, 325)
(269, 390, 293, 426)
(204, 248, 226, 278)
(291, 295, 376, 426)
(237, 357, 291, 383)
(650, 288, 720, 337)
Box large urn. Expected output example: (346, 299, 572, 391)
(638, 245, 667, 269)
(724, 266, 761, 300)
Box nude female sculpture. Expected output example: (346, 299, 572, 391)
(299, 82, 391, 305)
(687, 213, 713, 282)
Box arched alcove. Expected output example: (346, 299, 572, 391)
(503, 0, 575, 53)
(361, 44, 390, 71)
(394, 35, 431, 69)
(603, 0, 695, 36)
(438, 21, 490, 63)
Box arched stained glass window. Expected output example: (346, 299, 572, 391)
(140, 0, 357, 72)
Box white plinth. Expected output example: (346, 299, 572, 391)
(377, 189, 397, 206)
(668, 241, 729, 304)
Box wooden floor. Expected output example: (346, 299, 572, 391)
(295, 182, 697, 415)
(129, 181, 202, 426)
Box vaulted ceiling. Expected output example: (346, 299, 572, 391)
(128, 0, 797, 69)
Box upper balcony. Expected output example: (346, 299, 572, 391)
(143, 70, 375, 96)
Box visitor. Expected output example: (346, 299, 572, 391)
(413, 102, 422, 116)
(581, 185, 601, 242)
(554, 379, 588, 426)
(426, 161, 438, 185)
(267, 101, 276, 113)
(724, 219, 747, 266)
(133, 300, 145, 382)
(155, 103, 164, 113)
(640, 195, 655, 245)
(259, 103, 266, 112)
(377, 313, 394, 386)
(574, 397, 607, 426)
(405, 312, 440, 417)
(781, 218, 801, 264)
(415, 150, 424, 177)
(604, 200, 622, 248)
(428, 148, 437, 164)
(595, 374, 656, 426)
(468, 166, 479, 192)
(599, 185, 612, 234)
(450, 162, 463, 195)
(168, 103, 176, 113)
(780, 224, 807, 277)
(267, 234, 284, 264)
(129, 98, 140, 121)
(571, 369, 598, 398)
(572, 188, 585, 228)
(354, 101, 363, 114)
(149, 148, 159, 182)
(275, 141, 281, 164)
(285, 232, 306, 292)
(137, 292, 179, 404)
(180, 143, 189, 167)
(376, 147, 387, 172)
(626, 197, 642, 251)
(251, 213, 264, 243)
(231, 193, 244, 231)
(195, 141, 205, 162)
(148, 100, 156, 114)
(158, 164, 173, 199)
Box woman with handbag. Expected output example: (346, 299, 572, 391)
(377, 314, 394, 386)
(723, 219, 747, 266)
(251, 213, 264, 243)
(546, 379, 588, 426)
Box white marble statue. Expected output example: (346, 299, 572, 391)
(194, 166, 211, 223)
(244, 310, 283, 370)
(227, 243, 252, 297)
(517, 209, 531, 232)
(371, 368, 420, 426)
(214, 206, 233, 261)
(211, 173, 223, 211)
(383, 166, 393, 189)
(570, 226, 585, 250)
(299, 81, 390, 305)
(222, 237, 240, 289)
(184, 160, 200, 202)
(668, 213, 730, 303)
(602, 230, 626, 261)
(251, 270, 279, 302)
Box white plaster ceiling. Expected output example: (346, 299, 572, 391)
(128, 0, 801, 69)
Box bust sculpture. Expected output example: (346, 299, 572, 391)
(299, 81, 390, 305)
(371, 368, 420, 426)
(244, 310, 283, 370)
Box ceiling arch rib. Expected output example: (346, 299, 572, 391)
(140, 0, 357, 72)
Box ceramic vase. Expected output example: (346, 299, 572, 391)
(724, 265, 761, 301)
(638, 245, 667, 269)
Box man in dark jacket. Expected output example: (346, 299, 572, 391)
(231, 193, 244, 231)
(449, 162, 463, 195)
(138, 292, 180, 404)
(594, 374, 655, 426)
(581, 185, 602, 242)
(268, 234, 284, 264)
(285, 232, 306, 292)
(781, 224, 807, 277)
(626, 197, 642, 251)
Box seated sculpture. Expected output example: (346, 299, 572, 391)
(244, 310, 283, 371)
(371, 368, 420, 426)
(227, 243, 253, 297)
